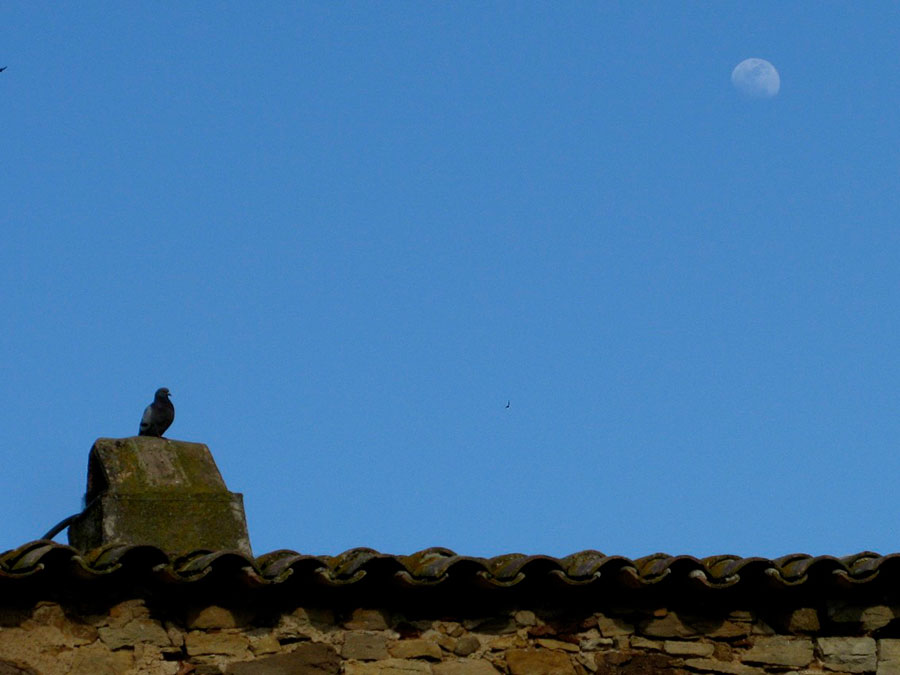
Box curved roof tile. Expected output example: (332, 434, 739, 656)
(0, 541, 897, 597)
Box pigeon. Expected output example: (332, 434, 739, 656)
(138, 387, 174, 437)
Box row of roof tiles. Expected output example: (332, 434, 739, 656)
(0, 541, 895, 592)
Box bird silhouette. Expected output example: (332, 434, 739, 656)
(505, 400, 510, 409)
(139, 387, 174, 437)
(0, 67, 7, 73)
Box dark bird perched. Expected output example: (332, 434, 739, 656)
(138, 387, 174, 437)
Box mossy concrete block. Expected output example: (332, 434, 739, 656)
(68, 437, 251, 555)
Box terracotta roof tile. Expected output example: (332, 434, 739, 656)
(0, 541, 895, 599)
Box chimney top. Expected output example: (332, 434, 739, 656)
(68, 437, 251, 556)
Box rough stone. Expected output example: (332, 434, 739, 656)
(287, 607, 336, 628)
(191, 665, 224, 675)
(439, 622, 466, 637)
(749, 621, 776, 636)
(248, 630, 281, 656)
(186, 606, 252, 630)
(579, 629, 614, 650)
(712, 643, 733, 661)
(817, 637, 876, 673)
(9, 590, 900, 675)
(515, 611, 537, 626)
(507, 649, 577, 675)
(184, 630, 251, 657)
(573, 652, 597, 673)
(683, 658, 762, 675)
(228, 643, 340, 674)
(0, 607, 30, 629)
(433, 662, 502, 675)
(23, 606, 97, 646)
(71, 621, 100, 644)
(275, 621, 318, 643)
(18, 625, 72, 651)
(108, 599, 152, 625)
(640, 613, 697, 638)
(454, 635, 481, 656)
(528, 624, 559, 638)
(275, 609, 329, 642)
(343, 632, 390, 660)
(630, 637, 663, 650)
(390, 639, 443, 660)
(741, 636, 813, 668)
(343, 659, 431, 675)
(98, 618, 172, 650)
(430, 631, 457, 651)
(27, 603, 67, 629)
(132, 644, 181, 675)
(163, 621, 183, 645)
(487, 634, 527, 651)
(880, 639, 900, 659)
(468, 617, 516, 634)
(664, 640, 715, 657)
(68, 645, 134, 675)
(346, 609, 390, 631)
(700, 620, 751, 639)
(829, 603, 896, 631)
(595, 652, 685, 675)
(0, 627, 74, 673)
(878, 639, 900, 675)
(536, 638, 580, 652)
(860, 606, 897, 632)
(0, 662, 38, 675)
(595, 615, 634, 637)
(785, 608, 821, 633)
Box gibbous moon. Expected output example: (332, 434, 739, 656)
(731, 58, 780, 99)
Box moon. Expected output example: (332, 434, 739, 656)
(731, 58, 780, 99)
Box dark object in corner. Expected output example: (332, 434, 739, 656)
(67, 436, 251, 555)
(0, 67, 6, 73)
(139, 387, 174, 437)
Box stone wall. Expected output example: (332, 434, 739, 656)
(0, 598, 899, 675)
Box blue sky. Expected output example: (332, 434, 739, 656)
(3, 4, 899, 560)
